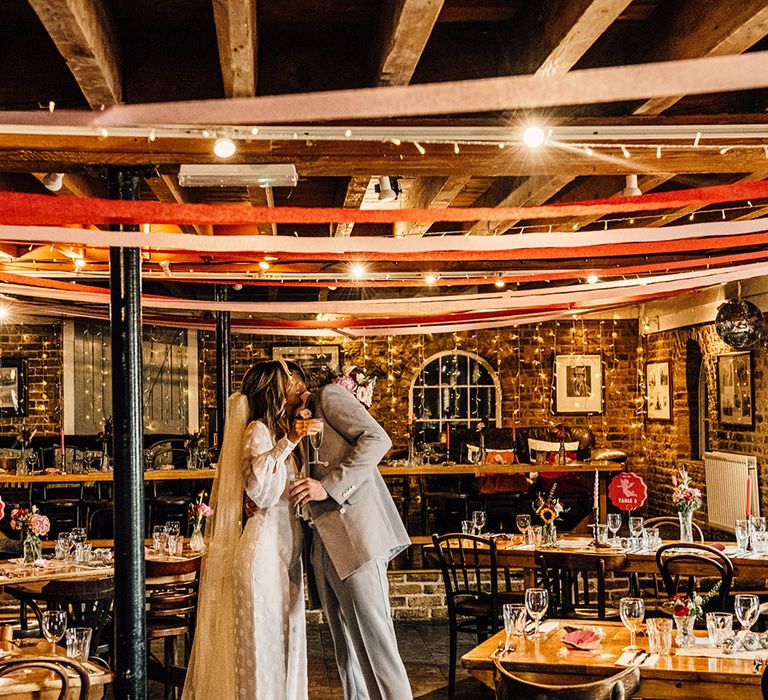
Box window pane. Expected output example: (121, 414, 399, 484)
(421, 361, 439, 386)
(472, 361, 492, 386)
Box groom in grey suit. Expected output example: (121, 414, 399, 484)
(288, 372, 412, 700)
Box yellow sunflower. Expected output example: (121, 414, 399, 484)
(539, 507, 556, 524)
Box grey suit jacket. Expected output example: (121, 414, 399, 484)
(308, 383, 410, 580)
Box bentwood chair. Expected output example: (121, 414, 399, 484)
(494, 657, 640, 700)
(0, 656, 91, 700)
(433, 533, 521, 698)
(535, 550, 627, 620)
(644, 516, 704, 542)
(655, 543, 733, 614)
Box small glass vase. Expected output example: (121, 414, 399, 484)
(678, 510, 694, 543)
(189, 523, 205, 552)
(100, 442, 110, 472)
(674, 614, 696, 648)
(23, 531, 42, 565)
(187, 448, 198, 471)
(542, 521, 558, 548)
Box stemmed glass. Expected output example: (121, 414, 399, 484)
(42, 610, 67, 655)
(524, 588, 549, 638)
(152, 526, 169, 557)
(628, 517, 644, 547)
(309, 420, 324, 463)
(619, 597, 645, 652)
(607, 513, 622, 544)
(70, 528, 87, 546)
(516, 514, 531, 541)
(25, 450, 39, 473)
(166, 521, 181, 556)
(472, 510, 487, 535)
(735, 519, 751, 554)
(57, 532, 73, 564)
(734, 594, 760, 632)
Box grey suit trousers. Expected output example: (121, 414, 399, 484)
(311, 537, 412, 700)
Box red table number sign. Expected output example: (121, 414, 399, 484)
(608, 472, 648, 511)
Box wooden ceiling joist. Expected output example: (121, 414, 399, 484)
(247, 186, 278, 236)
(212, 0, 258, 98)
(145, 175, 211, 236)
(334, 176, 370, 237)
(398, 176, 469, 237)
(26, 0, 121, 109)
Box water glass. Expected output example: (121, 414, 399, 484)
(619, 597, 645, 651)
(607, 513, 622, 542)
(750, 516, 767, 534)
(472, 510, 487, 535)
(527, 525, 542, 547)
(645, 529, 662, 550)
(57, 533, 73, 563)
(166, 535, 179, 557)
(152, 525, 169, 556)
(706, 612, 734, 647)
(516, 514, 531, 538)
(646, 617, 673, 655)
(42, 610, 67, 654)
(503, 603, 527, 639)
(461, 520, 472, 535)
(752, 531, 768, 555)
(74, 543, 92, 565)
(524, 588, 549, 638)
(736, 519, 751, 553)
(735, 594, 760, 631)
(595, 524, 609, 546)
(65, 627, 92, 662)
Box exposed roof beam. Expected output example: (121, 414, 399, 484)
(26, 0, 121, 108)
(375, 0, 445, 86)
(246, 186, 278, 236)
(32, 172, 107, 199)
(634, 0, 768, 115)
(145, 175, 212, 236)
(212, 0, 258, 97)
(512, 0, 634, 76)
(334, 177, 370, 237)
(397, 176, 469, 237)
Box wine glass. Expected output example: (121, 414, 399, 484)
(734, 594, 760, 632)
(524, 587, 549, 638)
(152, 525, 169, 556)
(472, 510, 487, 536)
(70, 528, 87, 545)
(735, 519, 751, 554)
(619, 597, 645, 652)
(25, 450, 39, 473)
(607, 513, 622, 543)
(166, 521, 181, 555)
(42, 610, 67, 655)
(309, 420, 324, 463)
(628, 516, 644, 546)
(57, 532, 73, 563)
(516, 514, 531, 540)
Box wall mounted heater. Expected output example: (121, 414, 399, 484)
(177, 164, 298, 188)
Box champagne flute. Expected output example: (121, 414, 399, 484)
(607, 513, 622, 543)
(735, 594, 760, 632)
(628, 516, 644, 547)
(524, 587, 549, 638)
(42, 610, 67, 655)
(619, 597, 645, 651)
(516, 514, 531, 540)
(735, 519, 750, 554)
(472, 510, 487, 536)
(309, 420, 324, 463)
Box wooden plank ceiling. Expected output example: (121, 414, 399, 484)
(1, 0, 768, 309)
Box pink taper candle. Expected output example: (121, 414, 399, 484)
(445, 423, 450, 455)
(594, 469, 599, 522)
(746, 475, 752, 518)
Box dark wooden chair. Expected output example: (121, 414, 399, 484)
(146, 555, 202, 700)
(535, 550, 627, 620)
(761, 660, 768, 700)
(0, 655, 91, 700)
(494, 657, 640, 700)
(655, 543, 733, 614)
(644, 516, 704, 542)
(433, 533, 520, 698)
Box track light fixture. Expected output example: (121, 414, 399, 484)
(375, 176, 399, 202)
(42, 172, 65, 192)
(621, 174, 642, 197)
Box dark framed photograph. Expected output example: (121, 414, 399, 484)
(0, 357, 27, 417)
(272, 345, 341, 389)
(552, 354, 603, 415)
(717, 351, 754, 428)
(646, 361, 672, 422)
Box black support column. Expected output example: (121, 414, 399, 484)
(108, 169, 146, 699)
(215, 285, 231, 447)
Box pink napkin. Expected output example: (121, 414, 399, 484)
(562, 629, 601, 650)
(711, 542, 725, 551)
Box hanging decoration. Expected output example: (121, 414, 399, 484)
(715, 299, 764, 349)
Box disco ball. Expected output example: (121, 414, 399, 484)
(715, 299, 764, 349)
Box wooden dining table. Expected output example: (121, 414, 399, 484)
(461, 620, 763, 699)
(0, 468, 216, 484)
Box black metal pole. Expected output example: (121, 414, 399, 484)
(215, 285, 231, 446)
(108, 169, 146, 699)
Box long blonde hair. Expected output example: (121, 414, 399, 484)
(240, 360, 291, 439)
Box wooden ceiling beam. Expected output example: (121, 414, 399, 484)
(26, 0, 121, 109)
(375, 0, 445, 86)
(634, 0, 768, 116)
(212, 0, 258, 97)
(145, 175, 212, 236)
(334, 177, 370, 237)
(246, 186, 278, 236)
(32, 172, 107, 199)
(397, 176, 469, 237)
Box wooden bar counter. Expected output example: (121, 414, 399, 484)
(378, 460, 624, 476)
(0, 469, 216, 484)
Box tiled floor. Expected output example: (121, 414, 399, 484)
(147, 622, 494, 699)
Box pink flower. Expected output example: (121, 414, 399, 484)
(671, 474, 677, 487)
(198, 504, 214, 518)
(333, 375, 357, 394)
(29, 513, 50, 537)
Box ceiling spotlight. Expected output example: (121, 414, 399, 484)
(258, 261, 270, 271)
(621, 174, 642, 197)
(213, 137, 237, 159)
(0, 305, 9, 322)
(494, 278, 506, 288)
(42, 172, 64, 192)
(522, 125, 546, 149)
(587, 274, 599, 284)
(350, 263, 366, 279)
(73, 258, 86, 272)
(424, 272, 438, 286)
(232, 283, 243, 291)
(376, 176, 399, 202)
(158, 260, 171, 277)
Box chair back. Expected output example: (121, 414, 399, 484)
(535, 551, 627, 620)
(655, 543, 733, 612)
(494, 657, 640, 700)
(432, 533, 499, 630)
(0, 655, 91, 700)
(644, 516, 704, 542)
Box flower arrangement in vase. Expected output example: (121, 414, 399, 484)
(662, 581, 722, 647)
(533, 483, 567, 547)
(184, 431, 206, 470)
(187, 492, 213, 552)
(10, 505, 50, 564)
(13, 425, 37, 474)
(671, 466, 702, 543)
(331, 365, 378, 407)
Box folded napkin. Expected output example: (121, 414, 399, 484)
(533, 621, 559, 636)
(556, 539, 591, 549)
(615, 651, 659, 667)
(675, 638, 759, 660)
(562, 629, 601, 650)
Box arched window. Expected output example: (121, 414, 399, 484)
(409, 350, 501, 442)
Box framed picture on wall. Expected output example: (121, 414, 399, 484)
(0, 358, 27, 417)
(717, 351, 754, 428)
(552, 354, 603, 414)
(646, 361, 672, 422)
(272, 345, 341, 389)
